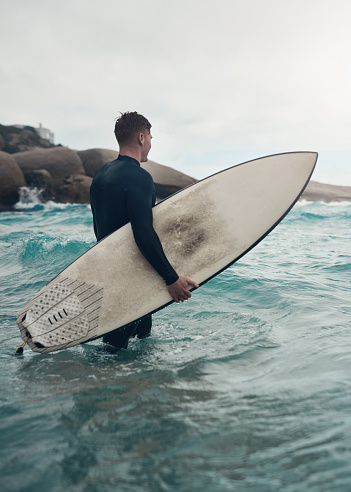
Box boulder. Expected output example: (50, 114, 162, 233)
(24, 169, 53, 189)
(77, 148, 118, 177)
(142, 160, 197, 199)
(13, 147, 85, 190)
(24, 169, 55, 201)
(55, 174, 93, 204)
(0, 151, 26, 210)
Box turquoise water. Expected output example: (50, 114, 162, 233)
(1, 192, 350, 491)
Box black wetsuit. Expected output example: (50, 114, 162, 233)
(90, 155, 178, 348)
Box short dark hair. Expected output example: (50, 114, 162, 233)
(114, 111, 152, 145)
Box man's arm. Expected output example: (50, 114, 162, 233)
(126, 172, 198, 300)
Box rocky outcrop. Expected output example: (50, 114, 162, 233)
(14, 147, 85, 186)
(0, 145, 197, 209)
(0, 151, 26, 210)
(23, 169, 55, 202)
(0, 124, 57, 154)
(301, 180, 351, 202)
(55, 174, 93, 204)
(12, 146, 89, 203)
(142, 160, 196, 198)
(78, 148, 118, 177)
(24, 169, 53, 189)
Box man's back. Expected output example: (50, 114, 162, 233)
(90, 154, 156, 242)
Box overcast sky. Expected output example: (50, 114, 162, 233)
(2, 0, 351, 184)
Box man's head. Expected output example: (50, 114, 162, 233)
(114, 112, 152, 162)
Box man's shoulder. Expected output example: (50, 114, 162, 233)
(93, 157, 153, 185)
(138, 165, 153, 180)
(94, 158, 118, 173)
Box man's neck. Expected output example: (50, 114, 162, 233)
(118, 145, 142, 163)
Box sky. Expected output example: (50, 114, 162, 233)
(1, 0, 351, 184)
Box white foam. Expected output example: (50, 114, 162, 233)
(14, 187, 92, 212)
(14, 187, 44, 210)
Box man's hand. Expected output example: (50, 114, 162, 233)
(167, 276, 199, 303)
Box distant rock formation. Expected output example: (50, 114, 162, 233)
(14, 146, 85, 187)
(0, 145, 197, 209)
(55, 174, 93, 204)
(0, 124, 57, 154)
(13, 146, 88, 205)
(300, 180, 351, 202)
(142, 160, 195, 199)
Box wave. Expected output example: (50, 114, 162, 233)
(298, 199, 351, 206)
(14, 186, 92, 213)
(285, 200, 351, 224)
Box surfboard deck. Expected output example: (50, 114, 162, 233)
(17, 152, 317, 353)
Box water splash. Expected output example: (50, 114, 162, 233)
(14, 186, 92, 213)
(14, 186, 45, 211)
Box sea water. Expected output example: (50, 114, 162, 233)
(0, 190, 350, 492)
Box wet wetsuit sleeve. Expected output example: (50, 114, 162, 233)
(126, 173, 179, 286)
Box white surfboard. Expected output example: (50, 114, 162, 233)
(17, 152, 317, 353)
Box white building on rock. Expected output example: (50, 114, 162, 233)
(36, 123, 55, 144)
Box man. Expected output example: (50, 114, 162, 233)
(90, 112, 198, 349)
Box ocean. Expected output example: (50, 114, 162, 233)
(0, 190, 350, 492)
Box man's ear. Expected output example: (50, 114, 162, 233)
(138, 132, 144, 145)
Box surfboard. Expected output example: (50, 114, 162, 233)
(16, 151, 317, 353)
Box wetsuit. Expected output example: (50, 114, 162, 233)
(90, 155, 179, 348)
